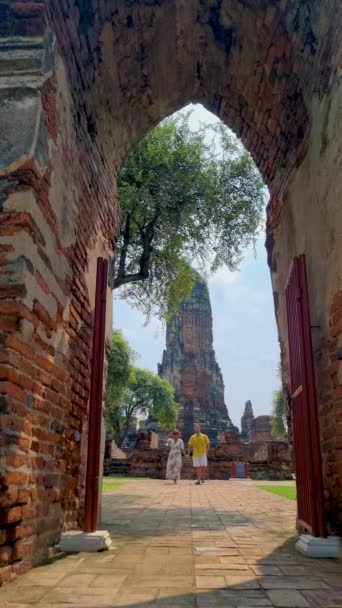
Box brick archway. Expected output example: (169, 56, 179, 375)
(0, 1, 341, 579)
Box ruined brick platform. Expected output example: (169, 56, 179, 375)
(1, 479, 340, 607)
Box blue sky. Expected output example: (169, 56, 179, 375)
(113, 105, 280, 430)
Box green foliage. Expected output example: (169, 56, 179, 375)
(105, 330, 134, 411)
(271, 387, 287, 439)
(115, 111, 265, 321)
(106, 353, 179, 446)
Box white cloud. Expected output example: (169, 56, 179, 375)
(210, 265, 238, 286)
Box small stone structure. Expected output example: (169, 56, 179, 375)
(104, 437, 127, 461)
(208, 430, 244, 479)
(248, 441, 293, 480)
(245, 415, 273, 461)
(128, 433, 164, 478)
(242, 414, 292, 480)
(241, 400, 255, 442)
(249, 415, 273, 443)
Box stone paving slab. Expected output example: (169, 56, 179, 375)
(0, 480, 341, 608)
(266, 590, 311, 607)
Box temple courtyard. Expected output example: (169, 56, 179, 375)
(0, 479, 341, 608)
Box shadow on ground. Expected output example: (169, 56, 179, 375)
(11, 536, 339, 608)
(1, 481, 340, 607)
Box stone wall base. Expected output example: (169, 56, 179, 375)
(59, 530, 112, 553)
(296, 535, 341, 559)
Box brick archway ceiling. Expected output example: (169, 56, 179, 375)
(47, 0, 337, 221)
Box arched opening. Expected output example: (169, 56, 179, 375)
(110, 102, 282, 457)
(0, 0, 341, 583)
(103, 103, 288, 510)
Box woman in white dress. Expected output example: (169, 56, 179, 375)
(166, 429, 184, 483)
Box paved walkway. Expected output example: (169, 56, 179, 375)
(1, 480, 341, 608)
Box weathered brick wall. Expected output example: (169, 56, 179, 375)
(241, 400, 254, 442)
(249, 416, 273, 444)
(0, 0, 341, 583)
(245, 442, 268, 463)
(159, 273, 234, 443)
(0, 2, 118, 583)
(267, 59, 342, 533)
(248, 441, 293, 481)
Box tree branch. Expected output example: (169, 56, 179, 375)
(137, 207, 160, 277)
(115, 215, 131, 285)
(113, 208, 160, 289)
(113, 271, 147, 289)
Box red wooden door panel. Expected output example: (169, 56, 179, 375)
(84, 257, 108, 533)
(285, 255, 326, 537)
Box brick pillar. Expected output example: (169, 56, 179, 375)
(320, 291, 342, 534)
(0, 4, 117, 582)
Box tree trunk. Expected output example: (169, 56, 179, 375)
(116, 412, 133, 448)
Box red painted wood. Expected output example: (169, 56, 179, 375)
(84, 257, 108, 533)
(285, 255, 326, 537)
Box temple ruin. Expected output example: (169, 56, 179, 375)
(158, 272, 236, 444)
(105, 276, 292, 481)
(241, 400, 255, 442)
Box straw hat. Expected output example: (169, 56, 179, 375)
(172, 429, 180, 436)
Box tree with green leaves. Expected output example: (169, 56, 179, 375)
(105, 330, 134, 411)
(105, 335, 179, 446)
(271, 363, 287, 439)
(114, 112, 264, 321)
(271, 388, 287, 439)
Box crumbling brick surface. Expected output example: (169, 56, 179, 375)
(0, 0, 341, 583)
(159, 273, 234, 444)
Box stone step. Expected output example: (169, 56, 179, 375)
(106, 459, 130, 477)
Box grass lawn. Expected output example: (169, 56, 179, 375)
(102, 478, 125, 491)
(256, 485, 297, 500)
(102, 476, 147, 491)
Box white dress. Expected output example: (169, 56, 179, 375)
(166, 438, 184, 481)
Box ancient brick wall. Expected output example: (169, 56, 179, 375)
(0, 2, 118, 583)
(0, 0, 341, 582)
(267, 35, 342, 532)
(248, 441, 293, 481)
(249, 416, 273, 444)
